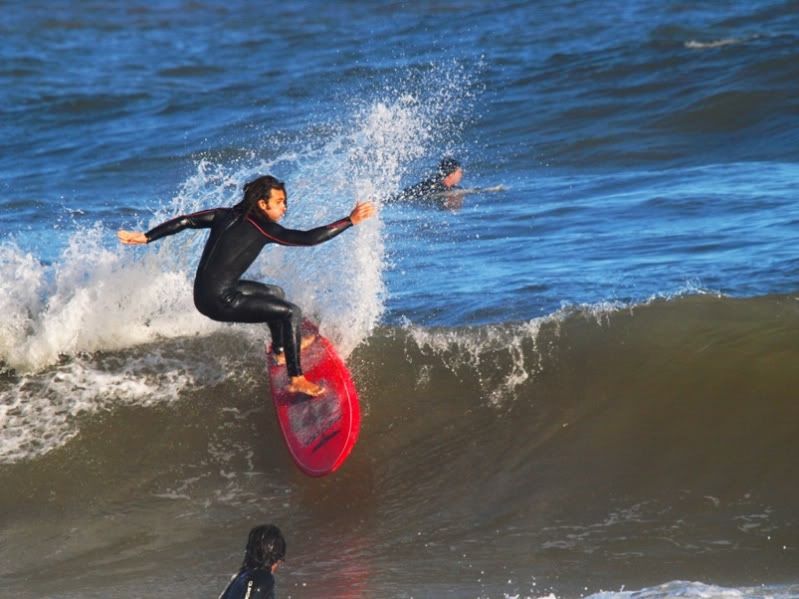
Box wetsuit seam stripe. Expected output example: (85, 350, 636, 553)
(246, 215, 302, 246)
(146, 209, 217, 242)
(329, 217, 352, 229)
(164, 208, 216, 225)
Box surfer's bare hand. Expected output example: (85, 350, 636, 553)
(350, 201, 376, 225)
(117, 230, 148, 245)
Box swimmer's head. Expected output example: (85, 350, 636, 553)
(237, 175, 287, 216)
(241, 524, 286, 571)
(438, 157, 461, 176)
(438, 157, 463, 188)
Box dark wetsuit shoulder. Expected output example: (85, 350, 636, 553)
(219, 569, 276, 599)
(391, 178, 448, 204)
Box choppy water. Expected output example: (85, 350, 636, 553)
(2, 1, 799, 597)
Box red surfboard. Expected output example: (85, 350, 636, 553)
(266, 321, 361, 477)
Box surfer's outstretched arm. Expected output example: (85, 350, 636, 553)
(247, 201, 376, 247)
(117, 209, 220, 245)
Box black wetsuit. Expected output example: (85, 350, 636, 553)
(390, 177, 457, 205)
(145, 207, 351, 377)
(219, 568, 276, 599)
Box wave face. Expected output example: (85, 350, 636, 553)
(2, 294, 799, 597)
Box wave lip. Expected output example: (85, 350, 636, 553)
(587, 580, 799, 599)
(684, 38, 741, 49)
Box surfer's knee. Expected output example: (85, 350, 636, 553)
(193, 296, 223, 321)
(283, 301, 302, 325)
(267, 284, 286, 300)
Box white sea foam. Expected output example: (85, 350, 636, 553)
(496, 579, 799, 599)
(0, 225, 219, 372)
(586, 580, 799, 598)
(685, 38, 741, 49)
(0, 351, 227, 463)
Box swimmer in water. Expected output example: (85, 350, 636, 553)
(118, 175, 376, 397)
(390, 157, 464, 206)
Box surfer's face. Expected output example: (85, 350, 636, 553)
(259, 189, 287, 222)
(443, 167, 463, 188)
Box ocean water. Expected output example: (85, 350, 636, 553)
(2, 1, 799, 597)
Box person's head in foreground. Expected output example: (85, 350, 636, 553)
(242, 524, 287, 573)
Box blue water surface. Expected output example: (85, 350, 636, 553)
(1, 0, 798, 326)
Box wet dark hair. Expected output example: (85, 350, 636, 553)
(437, 157, 461, 177)
(241, 524, 286, 571)
(234, 175, 287, 216)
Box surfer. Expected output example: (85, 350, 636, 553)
(219, 524, 286, 599)
(118, 175, 376, 397)
(390, 157, 464, 206)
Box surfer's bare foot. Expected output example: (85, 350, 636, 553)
(299, 334, 317, 351)
(274, 335, 317, 365)
(288, 375, 324, 397)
